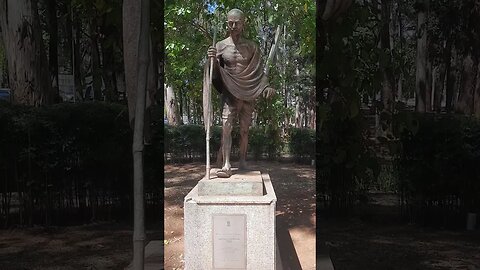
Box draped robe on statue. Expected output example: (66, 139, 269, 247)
(203, 40, 269, 127)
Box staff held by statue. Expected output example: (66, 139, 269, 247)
(203, 24, 216, 179)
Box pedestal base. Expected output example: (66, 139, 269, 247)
(198, 170, 264, 196)
(184, 172, 278, 270)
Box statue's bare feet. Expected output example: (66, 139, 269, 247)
(239, 160, 248, 171)
(216, 167, 232, 178)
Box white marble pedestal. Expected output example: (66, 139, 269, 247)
(184, 171, 280, 270)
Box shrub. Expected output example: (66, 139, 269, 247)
(394, 112, 480, 227)
(288, 127, 315, 163)
(0, 102, 163, 226)
(317, 100, 379, 214)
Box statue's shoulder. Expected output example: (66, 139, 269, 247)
(216, 37, 230, 48)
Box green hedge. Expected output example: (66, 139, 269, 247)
(0, 102, 163, 227)
(394, 112, 480, 227)
(164, 125, 314, 162)
(317, 101, 379, 214)
(164, 125, 235, 161)
(288, 128, 315, 162)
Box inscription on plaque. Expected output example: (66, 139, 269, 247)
(212, 214, 247, 269)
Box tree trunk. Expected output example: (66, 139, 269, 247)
(0, 0, 52, 105)
(73, 9, 83, 100)
(309, 87, 316, 129)
(455, 53, 475, 114)
(123, 5, 155, 119)
(130, 0, 150, 267)
(380, 0, 395, 114)
(123, 0, 156, 143)
(434, 64, 444, 112)
(436, 37, 451, 112)
(294, 66, 301, 128)
(282, 25, 288, 135)
(116, 71, 126, 101)
(46, 0, 59, 102)
(445, 42, 455, 112)
(451, 53, 464, 110)
(102, 44, 117, 102)
(473, 61, 480, 117)
(164, 84, 179, 125)
(397, 0, 404, 102)
(0, 34, 6, 87)
(90, 19, 102, 101)
(378, 0, 395, 138)
(295, 95, 302, 128)
(397, 74, 403, 102)
(425, 60, 432, 112)
(415, 0, 428, 112)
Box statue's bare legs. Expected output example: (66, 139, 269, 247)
(238, 113, 251, 170)
(216, 97, 253, 178)
(217, 116, 233, 178)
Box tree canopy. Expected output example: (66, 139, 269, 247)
(164, 0, 315, 129)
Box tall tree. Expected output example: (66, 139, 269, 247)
(0, 32, 6, 87)
(89, 14, 102, 101)
(46, 0, 59, 102)
(0, 0, 52, 105)
(132, 0, 150, 266)
(123, 0, 156, 143)
(379, 0, 395, 136)
(455, 53, 476, 114)
(164, 84, 180, 125)
(415, 0, 428, 112)
(473, 62, 480, 117)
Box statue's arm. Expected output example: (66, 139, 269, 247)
(211, 42, 223, 79)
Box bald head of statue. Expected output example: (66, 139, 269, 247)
(226, 9, 245, 35)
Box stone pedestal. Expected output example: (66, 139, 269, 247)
(184, 171, 278, 270)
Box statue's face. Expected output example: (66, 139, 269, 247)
(227, 12, 245, 35)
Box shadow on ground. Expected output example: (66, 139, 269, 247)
(319, 193, 480, 270)
(0, 223, 162, 269)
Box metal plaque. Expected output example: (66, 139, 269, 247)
(212, 214, 247, 269)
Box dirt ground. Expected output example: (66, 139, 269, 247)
(0, 222, 162, 270)
(164, 161, 317, 270)
(319, 193, 480, 270)
(2, 161, 479, 269)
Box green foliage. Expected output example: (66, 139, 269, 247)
(0, 102, 163, 226)
(164, 124, 205, 159)
(319, 5, 382, 213)
(165, 0, 315, 127)
(394, 113, 480, 225)
(288, 128, 315, 163)
(248, 125, 282, 159)
(255, 92, 288, 129)
(248, 127, 265, 159)
(318, 99, 379, 213)
(164, 124, 313, 162)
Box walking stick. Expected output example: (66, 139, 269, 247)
(206, 27, 217, 180)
